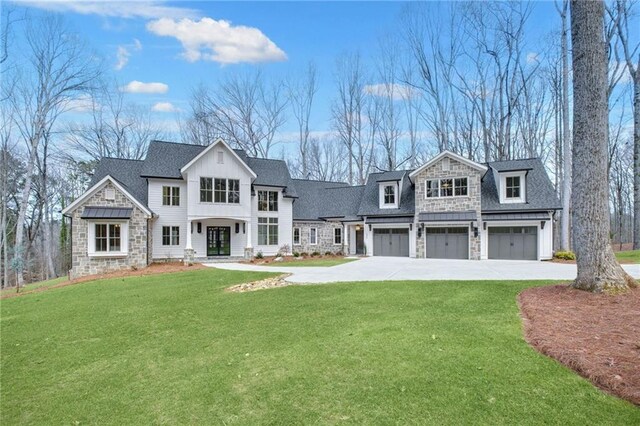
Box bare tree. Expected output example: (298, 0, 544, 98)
(9, 15, 100, 287)
(570, 0, 633, 292)
(287, 62, 317, 178)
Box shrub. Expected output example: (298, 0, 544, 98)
(279, 244, 291, 255)
(300, 252, 308, 257)
(311, 251, 321, 257)
(554, 250, 576, 260)
(293, 251, 300, 257)
(335, 251, 344, 256)
(325, 251, 333, 256)
(255, 251, 264, 259)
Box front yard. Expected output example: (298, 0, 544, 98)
(1, 269, 638, 424)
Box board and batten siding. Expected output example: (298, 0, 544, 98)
(184, 143, 253, 221)
(251, 186, 293, 256)
(148, 178, 188, 259)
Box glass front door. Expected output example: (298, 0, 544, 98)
(207, 226, 231, 256)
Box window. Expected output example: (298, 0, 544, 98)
(228, 179, 240, 204)
(162, 226, 180, 246)
(258, 217, 278, 245)
(310, 227, 317, 245)
(93, 223, 123, 254)
(383, 185, 395, 205)
(214, 178, 227, 203)
(217, 150, 224, 164)
(258, 190, 278, 211)
(293, 227, 301, 245)
(334, 228, 342, 245)
(104, 188, 115, 200)
(200, 177, 213, 202)
(506, 176, 521, 199)
(162, 186, 180, 206)
(426, 178, 468, 198)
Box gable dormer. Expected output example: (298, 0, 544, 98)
(497, 170, 527, 204)
(378, 180, 400, 209)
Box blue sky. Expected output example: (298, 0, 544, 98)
(10, 1, 561, 148)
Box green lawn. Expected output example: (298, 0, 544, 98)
(266, 257, 358, 267)
(615, 249, 640, 263)
(0, 276, 68, 297)
(1, 270, 638, 425)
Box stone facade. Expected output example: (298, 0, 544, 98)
(414, 157, 482, 259)
(70, 182, 150, 278)
(292, 221, 345, 255)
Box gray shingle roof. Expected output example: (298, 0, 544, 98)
(81, 207, 133, 219)
(481, 158, 561, 212)
(357, 170, 415, 217)
(140, 140, 205, 179)
(244, 157, 298, 198)
(90, 158, 148, 208)
(290, 179, 351, 220)
(419, 211, 477, 222)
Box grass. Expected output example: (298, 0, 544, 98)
(1, 270, 638, 425)
(0, 276, 68, 297)
(266, 257, 358, 267)
(615, 249, 639, 264)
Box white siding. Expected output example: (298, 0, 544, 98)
(184, 143, 253, 221)
(191, 219, 247, 258)
(148, 178, 188, 259)
(251, 186, 293, 256)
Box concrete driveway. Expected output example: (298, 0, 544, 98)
(206, 256, 640, 284)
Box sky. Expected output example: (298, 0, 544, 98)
(8, 0, 562, 151)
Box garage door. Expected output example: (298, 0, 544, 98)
(488, 226, 537, 260)
(373, 228, 410, 257)
(425, 227, 468, 259)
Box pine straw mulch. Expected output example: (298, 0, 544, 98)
(1, 262, 206, 300)
(518, 284, 640, 405)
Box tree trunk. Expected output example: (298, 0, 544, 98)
(559, 0, 572, 251)
(570, 0, 634, 292)
(633, 74, 639, 249)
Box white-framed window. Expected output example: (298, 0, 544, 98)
(217, 150, 224, 164)
(383, 185, 395, 205)
(162, 186, 180, 206)
(426, 177, 468, 198)
(162, 226, 180, 246)
(258, 217, 278, 245)
(293, 227, 301, 245)
(333, 228, 342, 245)
(500, 171, 526, 203)
(258, 190, 278, 211)
(310, 227, 318, 245)
(88, 221, 128, 256)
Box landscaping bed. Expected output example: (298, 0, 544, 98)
(242, 253, 357, 267)
(519, 284, 640, 405)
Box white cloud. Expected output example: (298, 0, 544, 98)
(363, 83, 419, 101)
(115, 39, 142, 71)
(64, 95, 97, 112)
(152, 102, 178, 112)
(14, 0, 198, 19)
(146, 17, 287, 64)
(526, 52, 540, 64)
(121, 80, 169, 94)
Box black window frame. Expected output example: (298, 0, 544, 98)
(258, 190, 279, 212)
(383, 185, 395, 205)
(162, 226, 180, 246)
(200, 177, 213, 202)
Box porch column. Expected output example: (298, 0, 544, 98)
(244, 219, 254, 259)
(186, 219, 193, 250)
(184, 219, 195, 265)
(343, 223, 348, 254)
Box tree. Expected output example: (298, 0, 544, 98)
(287, 62, 317, 178)
(570, 0, 634, 292)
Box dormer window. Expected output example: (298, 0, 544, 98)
(384, 185, 395, 205)
(500, 171, 526, 203)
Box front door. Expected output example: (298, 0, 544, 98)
(355, 228, 365, 255)
(207, 226, 231, 256)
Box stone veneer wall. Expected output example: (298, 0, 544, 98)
(292, 221, 345, 255)
(70, 182, 149, 278)
(414, 157, 482, 259)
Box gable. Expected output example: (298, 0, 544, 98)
(409, 151, 487, 181)
(180, 139, 256, 178)
(62, 176, 152, 217)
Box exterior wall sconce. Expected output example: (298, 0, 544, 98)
(243, 222, 246, 234)
(409, 223, 413, 231)
(541, 220, 546, 229)
(483, 222, 487, 230)
(197, 222, 202, 233)
(474, 227, 479, 238)
(235, 223, 240, 233)
(368, 224, 372, 231)
(356, 224, 361, 231)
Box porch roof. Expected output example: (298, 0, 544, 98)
(418, 211, 477, 222)
(81, 206, 133, 219)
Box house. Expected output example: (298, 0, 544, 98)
(62, 139, 561, 278)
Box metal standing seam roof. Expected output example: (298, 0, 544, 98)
(482, 212, 552, 221)
(418, 211, 477, 222)
(366, 216, 415, 224)
(81, 206, 133, 219)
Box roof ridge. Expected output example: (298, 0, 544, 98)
(486, 157, 541, 163)
(150, 139, 207, 148)
(101, 157, 145, 162)
(325, 185, 365, 189)
(291, 178, 347, 184)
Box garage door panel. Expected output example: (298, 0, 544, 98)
(373, 228, 409, 257)
(426, 227, 468, 259)
(488, 226, 537, 260)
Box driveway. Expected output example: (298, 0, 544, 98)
(206, 257, 640, 284)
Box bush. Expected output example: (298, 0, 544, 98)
(255, 251, 264, 259)
(293, 251, 300, 257)
(279, 244, 291, 256)
(311, 251, 321, 257)
(300, 252, 308, 257)
(325, 251, 333, 256)
(335, 251, 344, 256)
(554, 250, 576, 260)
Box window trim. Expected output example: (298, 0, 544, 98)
(162, 185, 180, 206)
(200, 177, 213, 203)
(383, 184, 396, 205)
(258, 217, 279, 246)
(293, 227, 301, 245)
(201, 177, 241, 204)
(310, 227, 318, 245)
(161, 225, 181, 246)
(425, 176, 469, 199)
(499, 171, 526, 204)
(333, 227, 342, 245)
(258, 190, 279, 212)
(88, 221, 128, 257)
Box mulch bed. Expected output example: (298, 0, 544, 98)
(241, 254, 347, 265)
(518, 284, 640, 405)
(1, 262, 206, 300)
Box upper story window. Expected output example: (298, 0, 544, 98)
(217, 150, 224, 164)
(500, 172, 526, 203)
(200, 178, 240, 204)
(426, 177, 468, 198)
(383, 185, 395, 205)
(258, 190, 278, 211)
(162, 186, 180, 206)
